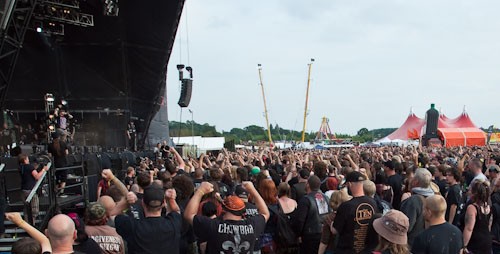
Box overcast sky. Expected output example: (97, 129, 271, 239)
(166, 0, 500, 136)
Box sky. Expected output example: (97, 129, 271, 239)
(166, 0, 500, 136)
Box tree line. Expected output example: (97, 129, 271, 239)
(168, 121, 396, 143)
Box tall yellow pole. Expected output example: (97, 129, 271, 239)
(258, 64, 273, 146)
(301, 59, 314, 143)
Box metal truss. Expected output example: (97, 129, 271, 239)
(34, 3, 93, 27)
(0, 0, 39, 109)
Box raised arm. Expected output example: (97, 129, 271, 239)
(184, 181, 214, 225)
(345, 154, 359, 170)
(102, 169, 136, 216)
(170, 147, 185, 170)
(165, 188, 180, 214)
(6, 212, 51, 253)
(243, 181, 270, 222)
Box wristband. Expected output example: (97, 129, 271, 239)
(197, 190, 205, 196)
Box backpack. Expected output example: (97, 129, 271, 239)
(268, 203, 298, 247)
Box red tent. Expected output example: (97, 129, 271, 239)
(380, 110, 485, 147)
(386, 113, 425, 140)
(438, 128, 486, 147)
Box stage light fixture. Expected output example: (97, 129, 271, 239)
(45, 93, 55, 102)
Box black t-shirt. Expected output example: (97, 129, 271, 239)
(20, 164, 37, 190)
(47, 140, 68, 168)
(73, 238, 103, 254)
(193, 214, 266, 254)
(245, 202, 259, 217)
(291, 182, 306, 201)
(115, 213, 182, 254)
(387, 174, 403, 210)
(411, 222, 463, 254)
(124, 176, 135, 188)
(445, 184, 462, 224)
(333, 196, 379, 254)
(434, 178, 448, 196)
(288, 176, 299, 186)
(217, 181, 231, 198)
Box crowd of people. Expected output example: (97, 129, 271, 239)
(5, 142, 500, 254)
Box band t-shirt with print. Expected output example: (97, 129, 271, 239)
(193, 214, 266, 254)
(333, 196, 379, 254)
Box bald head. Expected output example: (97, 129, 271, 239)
(98, 195, 115, 216)
(425, 195, 447, 218)
(46, 214, 76, 248)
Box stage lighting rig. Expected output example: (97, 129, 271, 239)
(33, 19, 64, 35)
(104, 0, 119, 17)
(31, 0, 94, 32)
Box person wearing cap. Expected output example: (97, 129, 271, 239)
(383, 160, 403, 210)
(85, 202, 125, 254)
(411, 195, 463, 254)
(184, 181, 269, 254)
(103, 169, 182, 254)
(234, 185, 258, 217)
(372, 210, 409, 254)
(331, 171, 379, 254)
(400, 168, 435, 247)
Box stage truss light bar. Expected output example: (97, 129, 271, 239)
(33, 3, 93, 27)
(40, 0, 80, 9)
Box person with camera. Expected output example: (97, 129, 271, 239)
(19, 153, 49, 223)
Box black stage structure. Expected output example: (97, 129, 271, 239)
(1, 0, 184, 149)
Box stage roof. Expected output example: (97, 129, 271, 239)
(6, 0, 185, 146)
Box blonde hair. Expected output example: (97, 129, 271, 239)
(329, 190, 351, 211)
(375, 236, 409, 254)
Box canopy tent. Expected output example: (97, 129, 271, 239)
(379, 109, 484, 146)
(438, 128, 486, 147)
(385, 113, 426, 141)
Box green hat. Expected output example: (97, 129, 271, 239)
(250, 167, 261, 176)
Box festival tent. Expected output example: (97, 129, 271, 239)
(438, 128, 486, 147)
(379, 109, 485, 146)
(384, 113, 426, 141)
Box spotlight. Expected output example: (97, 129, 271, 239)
(45, 93, 54, 102)
(177, 64, 185, 81)
(186, 66, 193, 79)
(36, 27, 42, 33)
(61, 100, 67, 105)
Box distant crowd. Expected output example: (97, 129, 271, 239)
(6, 141, 500, 254)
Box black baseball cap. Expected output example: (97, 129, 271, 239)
(345, 171, 367, 182)
(143, 185, 165, 208)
